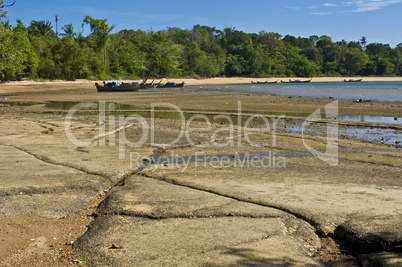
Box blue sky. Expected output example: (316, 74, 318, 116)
(3, 0, 402, 47)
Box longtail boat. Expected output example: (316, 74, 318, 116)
(251, 80, 278, 84)
(156, 81, 185, 88)
(95, 81, 140, 92)
(344, 78, 363, 82)
(281, 78, 312, 83)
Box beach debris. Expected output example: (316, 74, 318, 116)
(110, 243, 124, 249)
(355, 99, 371, 103)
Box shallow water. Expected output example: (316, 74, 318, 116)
(333, 115, 401, 124)
(188, 81, 402, 101)
(284, 121, 401, 146)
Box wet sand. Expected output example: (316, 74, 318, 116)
(0, 80, 401, 266)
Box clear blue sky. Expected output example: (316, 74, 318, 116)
(3, 0, 402, 47)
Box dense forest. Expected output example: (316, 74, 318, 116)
(1, 3, 402, 81)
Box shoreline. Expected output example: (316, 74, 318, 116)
(1, 76, 402, 87)
(1, 76, 401, 96)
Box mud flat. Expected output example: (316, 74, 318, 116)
(0, 82, 401, 266)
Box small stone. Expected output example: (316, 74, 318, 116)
(110, 243, 124, 249)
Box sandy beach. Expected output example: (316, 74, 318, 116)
(1, 76, 402, 92)
(0, 80, 401, 266)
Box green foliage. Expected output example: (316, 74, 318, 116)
(28, 20, 55, 37)
(342, 48, 369, 75)
(1, 15, 402, 81)
(83, 16, 115, 64)
(0, 23, 38, 80)
(292, 57, 317, 77)
(60, 24, 76, 39)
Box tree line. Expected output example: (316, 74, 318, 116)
(1, 10, 402, 81)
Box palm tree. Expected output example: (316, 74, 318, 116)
(360, 36, 367, 49)
(28, 20, 55, 36)
(60, 24, 76, 38)
(0, 20, 12, 30)
(0, 20, 12, 39)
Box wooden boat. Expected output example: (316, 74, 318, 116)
(156, 81, 185, 88)
(281, 78, 312, 83)
(251, 80, 278, 84)
(95, 81, 140, 92)
(344, 78, 363, 82)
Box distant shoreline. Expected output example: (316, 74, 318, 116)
(2, 76, 402, 86)
(1, 77, 402, 94)
(168, 77, 402, 85)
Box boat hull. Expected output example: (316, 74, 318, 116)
(156, 82, 185, 88)
(251, 80, 278, 84)
(95, 83, 141, 92)
(344, 79, 363, 82)
(281, 79, 312, 83)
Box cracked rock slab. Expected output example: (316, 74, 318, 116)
(77, 175, 321, 265)
(0, 145, 109, 218)
(74, 216, 322, 266)
(96, 176, 289, 219)
(97, 175, 321, 252)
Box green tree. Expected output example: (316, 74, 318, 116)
(258, 31, 282, 52)
(0, 23, 38, 80)
(225, 54, 246, 76)
(292, 56, 317, 77)
(184, 42, 222, 77)
(60, 24, 76, 39)
(108, 34, 146, 78)
(28, 20, 55, 37)
(52, 36, 87, 80)
(83, 16, 115, 65)
(342, 48, 369, 75)
(301, 47, 323, 67)
(365, 43, 393, 75)
(145, 32, 181, 77)
(360, 36, 367, 49)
